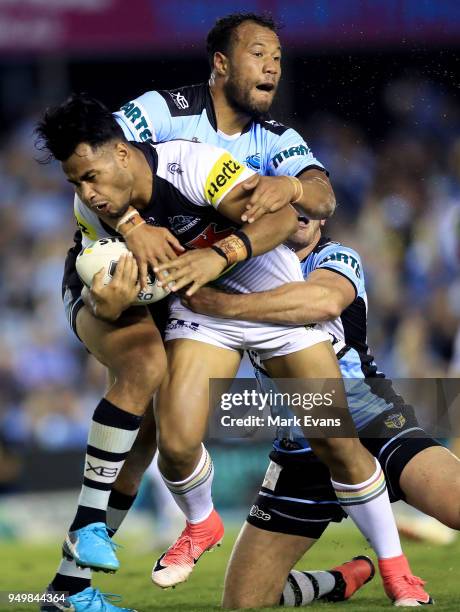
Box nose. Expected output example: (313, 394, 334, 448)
(81, 182, 96, 204)
(263, 57, 279, 75)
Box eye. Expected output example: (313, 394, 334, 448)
(253, 52, 263, 57)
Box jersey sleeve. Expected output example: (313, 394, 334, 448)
(113, 91, 174, 143)
(73, 196, 111, 247)
(267, 127, 326, 177)
(314, 244, 363, 295)
(155, 140, 255, 209)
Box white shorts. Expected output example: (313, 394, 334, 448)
(164, 300, 330, 361)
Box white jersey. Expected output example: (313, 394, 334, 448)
(74, 139, 304, 295)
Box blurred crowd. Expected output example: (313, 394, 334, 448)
(0, 74, 459, 474)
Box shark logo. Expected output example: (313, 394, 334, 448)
(245, 153, 261, 172)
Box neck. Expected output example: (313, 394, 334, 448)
(209, 79, 251, 135)
(289, 231, 322, 261)
(129, 145, 153, 209)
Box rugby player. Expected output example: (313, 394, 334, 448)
(183, 216, 458, 607)
(38, 12, 426, 610)
(36, 93, 300, 611)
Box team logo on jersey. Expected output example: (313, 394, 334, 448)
(245, 153, 261, 171)
(168, 215, 200, 234)
(249, 505, 271, 521)
(185, 222, 234, 249)
(319, 252, 361, 278)
(167, 162, 183, 175)
(270, 144, 311, 169)
(205, 153, 244, 206)
(384, 413, 407, 430)
(169, 91, 189, 110)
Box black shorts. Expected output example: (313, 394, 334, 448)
(246, 405, 442, 539)
(62, 232, 169, 342)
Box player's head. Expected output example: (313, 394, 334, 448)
(207, 13, 281, 116)
(36, 94, 135, 218)
(286, 212, 326, 251)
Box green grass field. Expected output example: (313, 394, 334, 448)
(0, 524, 458, 611)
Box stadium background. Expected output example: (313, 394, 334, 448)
(0, 1, 460, 604)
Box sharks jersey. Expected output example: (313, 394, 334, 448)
(113, 82, 324, 178)
(252, 237, 407, 452)
(74, 140, 304, 296)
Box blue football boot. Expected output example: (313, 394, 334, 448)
(40, 586, 136, 612)
(63, 523, 120, 573)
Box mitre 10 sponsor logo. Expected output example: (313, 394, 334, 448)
(205, 153, 244, 206)
(271, 144, 310, 169)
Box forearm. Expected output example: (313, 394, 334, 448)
(296, 172, 336, 219)
(217, 282, 342, 324)
(235, 205, 298, 257)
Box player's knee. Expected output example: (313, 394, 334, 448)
(441, 501, 460, 530)
(157, 435, 202, 473)
(309, 437, 356, 466)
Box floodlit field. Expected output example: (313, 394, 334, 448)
(0, 522, 458, 611)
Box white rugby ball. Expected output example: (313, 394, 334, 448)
(76, 237, 170, 305)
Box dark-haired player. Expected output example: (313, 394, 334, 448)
(43, 12, 428, 610)
(36, 92, 301, 611)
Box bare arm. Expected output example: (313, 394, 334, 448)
(154, 175, 299, 296)
(240, 168, 336, 223)
(184, 269, 356, 324)
(218, 174, 299, 254)
(295, 169, 336, 219)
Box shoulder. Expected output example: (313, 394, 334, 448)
(156, 82, 209, 116)
(254, 116, 291, 136)
(313, 239, 363, 282)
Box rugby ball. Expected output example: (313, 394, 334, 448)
(76, 237, 170, 305)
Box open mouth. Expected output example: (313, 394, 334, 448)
(94, 202, 108, 212)
(256, 83, 275, 92)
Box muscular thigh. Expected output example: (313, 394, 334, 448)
(223, 522, 315, 609)
(399, 445, 460, 529)
(155, 339, 241, 444)
(76, 304, 163, 370)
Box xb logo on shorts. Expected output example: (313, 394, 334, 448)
(86, 461, 119, 478)
(384, 413, 406, 430)
(250, 505, 271, 521)
(166, 318, 200, 332)
(169, 91, 189, 110)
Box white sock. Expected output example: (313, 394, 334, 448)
(331, 457, 402, 559)
(55, 558, 91, 581)
(161, 444, 214, 524)
(281, 570, 316, 606)
(304, 570, 336, 597)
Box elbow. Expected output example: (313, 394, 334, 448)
(306, 193, 336, 220)
(323, 301, 342, 320)
(322, 195, 336, 218)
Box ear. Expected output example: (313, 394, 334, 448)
(213, 51, 229, 76)
(115, 141, 130, 167)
